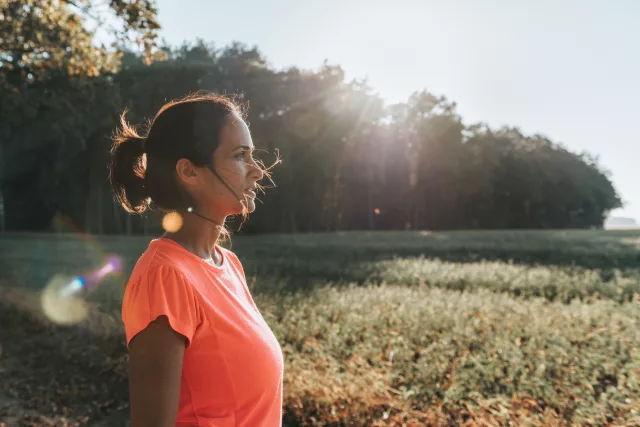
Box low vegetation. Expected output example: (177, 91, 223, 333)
(0, 230, 639, 425)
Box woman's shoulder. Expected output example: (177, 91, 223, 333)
(128, 239, 193, 283)
(218, 246, 246, 281)
(219, 245, 240, 264)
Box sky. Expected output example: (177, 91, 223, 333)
(152, 0, 638, 221)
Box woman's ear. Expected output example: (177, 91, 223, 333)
(175, 158, 199, 188)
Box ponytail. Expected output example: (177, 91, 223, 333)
(109, 110, 150, 214)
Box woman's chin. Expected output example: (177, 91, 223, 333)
(239, 199, 256, 214)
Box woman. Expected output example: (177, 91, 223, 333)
(109, 93, 283, 427)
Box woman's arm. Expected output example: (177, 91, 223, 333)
(128, 315, 186, 427)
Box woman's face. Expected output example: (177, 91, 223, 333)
(177, 113, 264, 219)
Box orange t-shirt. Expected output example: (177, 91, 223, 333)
(122, 238, 284, 426)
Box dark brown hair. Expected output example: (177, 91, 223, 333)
(109, 92, 245, 214)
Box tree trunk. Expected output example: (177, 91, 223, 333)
(0, 189, 5, 234)
(0, 144, 4, 234)
(97, 185, 104, 235)
(85, 186, 93, 234)
(289, 210, 297, 233)
(367, 171, 375, 230)
(112, 198, 123, 234)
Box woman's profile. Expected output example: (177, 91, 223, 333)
(109, 93, 283, 426)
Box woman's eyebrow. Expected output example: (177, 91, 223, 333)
(232, 145, 253, 152)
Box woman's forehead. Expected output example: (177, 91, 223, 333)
(220, 115, 253, 149)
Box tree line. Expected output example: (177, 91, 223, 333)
(0, 1, 621, 234)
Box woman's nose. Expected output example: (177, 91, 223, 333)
(250, 158, 264, 180)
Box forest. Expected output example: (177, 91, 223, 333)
(0, 0, 622, 234)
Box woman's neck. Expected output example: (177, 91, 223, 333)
(163, 210, 226, 264)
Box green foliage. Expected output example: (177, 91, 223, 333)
(2, 229, 639, 304)
(0, 3, 624, 234)
(0, 0, 159, 80)
(0, 0, 158, 231)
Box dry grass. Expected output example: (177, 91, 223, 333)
(258, 284, 640, 425)
(1, 229, 639, 425)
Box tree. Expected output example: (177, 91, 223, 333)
(0, 0, 159, 231)
(0, 10, 623, 233)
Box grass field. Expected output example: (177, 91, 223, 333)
(1, 230, 639, 425)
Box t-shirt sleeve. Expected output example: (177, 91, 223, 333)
(122, 265, 202, 349)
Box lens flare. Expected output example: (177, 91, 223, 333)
(58, 277, 85, 298)
(91, 255, 123, 282)
(54, 255, 123, 298)
(41, 274, 89, 325)
(41, 255, 123, 324)
(162, 212, 183, 232)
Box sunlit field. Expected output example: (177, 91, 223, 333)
(1, 230, 639, 425)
